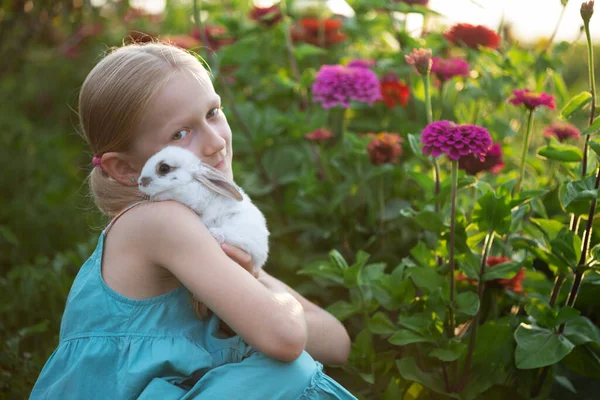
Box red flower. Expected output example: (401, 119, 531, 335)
(191, 25, 235, 51)
(379, 73, 410, 108)
(364, 132, 403, 165)
(544, 122, 580, 142)
(249, 5, 282, 26)
(458, 143, 504, 175)
(291, 18, 347, 47)
(509, 89, 556, 111)
(457, 256, 525, 293)
(444, 23, 501, 50)
(305, 128, 333, 142)
(160, 35, 201, 50)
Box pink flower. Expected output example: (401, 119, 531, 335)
(305, 128, 333, 142)
(458, 143, 504, 175)
(544, 122, 580, 142)
(431, 57, 470, 82)
(509, 89, 556, 111)
(421, 120, 492, 161)
(312, 65, 382, 109)
(405, 48, 432, 75)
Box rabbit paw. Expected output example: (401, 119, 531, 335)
(209, 228, 226, 244)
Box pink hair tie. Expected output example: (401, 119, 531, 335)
(92, 157, 102, 169)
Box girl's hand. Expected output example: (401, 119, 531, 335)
(220, 243, 258, 278)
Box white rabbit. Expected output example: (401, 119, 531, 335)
(137, 146, 269, 272)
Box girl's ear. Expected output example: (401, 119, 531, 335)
(101, 152, 139, 186)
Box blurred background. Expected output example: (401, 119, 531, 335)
(1, 0, 599, 398)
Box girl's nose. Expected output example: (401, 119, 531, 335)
(201, 128, 227, 157)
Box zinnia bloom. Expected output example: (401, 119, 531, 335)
(421, 120, 492, 161)
(379, 73, 410, 108)
(365, 132, 403, 165)
(509, 89, 556, 111)
(405, 48, 432, 75)
(191, 25, 235, 51)
(544, 122, 580, 142)
(458, 143, 504, 175)
(305, 128, 333, 142)
(312, 64, 382, 109)
(581, 1, 594, 22)
(249, 5, 282, 26)
(291, 18, 346, 47)
(457, 256, 525, 293)
(431, 56, 470, 82)
(347, 59, 376, 69)
(444, 23, 501, 50)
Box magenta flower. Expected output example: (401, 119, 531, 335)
(458, 143, 504, 175)
(312, 64, 382, 109)
(347, 59, 376, 69)
(431, 56, 470, 82)
(509, 89, 556, 111)
(421, 120, 492, 161)
(544, 122, 580, 142)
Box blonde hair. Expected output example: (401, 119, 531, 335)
(80, 42, 211, 217)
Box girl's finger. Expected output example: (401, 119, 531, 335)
(221, 243, 254, 273)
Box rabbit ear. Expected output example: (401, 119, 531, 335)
(193, 165, 243, 201)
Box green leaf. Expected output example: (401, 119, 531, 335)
(560, 91, 592, 119)
(397, 313, 433, 335)
(559, 175, 599, 215)
(428, 340, 467, 362)
(369, 312, 397, 335)
(414, 210, 448, 233)
(525, 297, 556, 328)
(563, 316, 600, 345)
(329, 249, 349, 271)
(327, 300, 361, 321)
(550, 228, 582, 269)
(343, 250, 370, 288)
(555, 306, 580, 326)
(455, 291, 480, 316)
(292, 43, 326, 61)
(561, 344, 600, 379)
(530, 218, 566, 240)
(537, 144, 583, 162)
(408, 133, 428, 160)
(514, 324, 575, 369)
(396, 357, 461, 398)
(582, 116, 600, 135)
(297, 261, 344, 285)
(590, 140, 600, 157)
(482, 260, 523, 281)
(407, 267, 448, 295)
(472, 192, 512, 235)
(389, 329, 435, 346)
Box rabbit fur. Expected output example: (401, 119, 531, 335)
(138, 146, 269, 271)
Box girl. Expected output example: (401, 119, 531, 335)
(30, 42, 356, 399)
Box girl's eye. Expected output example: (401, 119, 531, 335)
(172, 129, 189, 141)
(207, 107, 221, 119)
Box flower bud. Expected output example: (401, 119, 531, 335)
(405, 48, 432, 75)
(581, 1, 594, 23)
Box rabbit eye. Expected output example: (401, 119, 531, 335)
(157, 163, 171, 175)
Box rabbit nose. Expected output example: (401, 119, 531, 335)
(140, 177, 152, 187)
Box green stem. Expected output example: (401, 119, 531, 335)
(447, 161, 459, 340)
(514, 109, 535, 195)
(457, 230, 495, 392)
(423, 72, 433, 124)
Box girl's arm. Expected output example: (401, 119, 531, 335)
(134, 201, 307, 362)
(221, 245, 351, 365)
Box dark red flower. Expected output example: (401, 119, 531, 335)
(291, 18, 346, 47)
(191, 25, 235, 51)
(458, 143, 504, 175)
(364, 132, 403, 165)
(305, 128, 333, 142)
(457, 256, 524, 293)
(444, 23, 501, 50)
(379, 73, 410, 108)
(544, 122, 580, 142)
(249, 5, 282, 26)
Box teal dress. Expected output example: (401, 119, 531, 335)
(30, 228, 357, 399)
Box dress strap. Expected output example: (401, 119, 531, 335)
(104, 201, 148, 234)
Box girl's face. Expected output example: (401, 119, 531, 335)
(129, 70, 233, 180)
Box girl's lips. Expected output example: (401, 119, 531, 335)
(215, 159, 225, 170)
